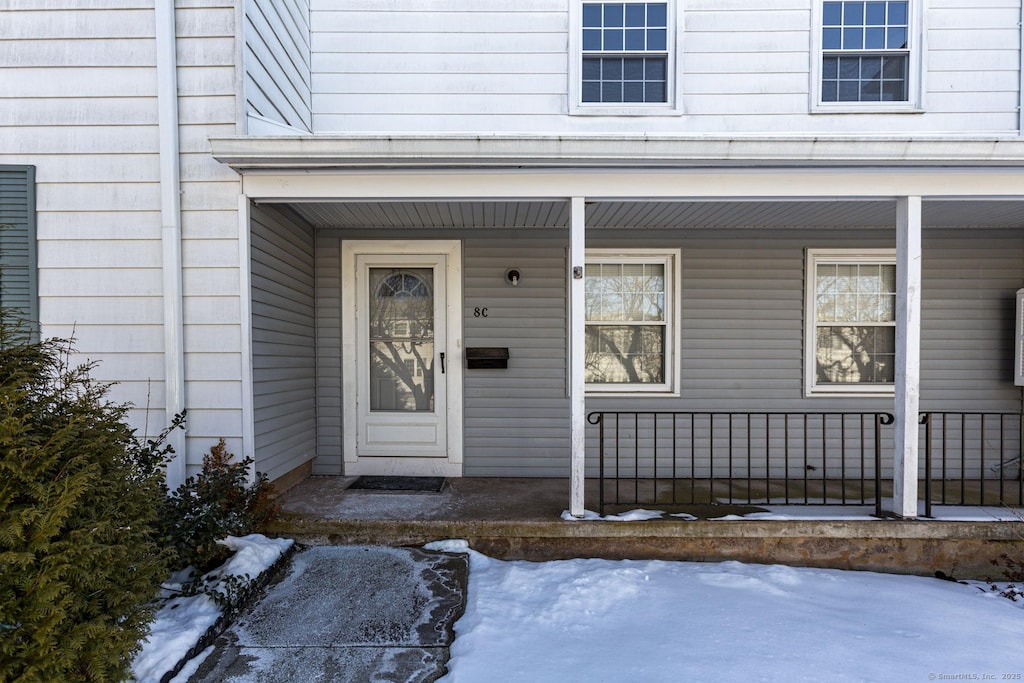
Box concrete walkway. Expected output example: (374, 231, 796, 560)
(188, 546, 468, 683)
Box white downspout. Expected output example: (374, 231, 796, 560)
(155, 0, 186, 490)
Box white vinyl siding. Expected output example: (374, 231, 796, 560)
(0, 2, 245, 477)
(310, 0, 1019, 134)
(244, 0, 312, 133)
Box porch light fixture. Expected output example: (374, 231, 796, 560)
(505, 268, 521, 287)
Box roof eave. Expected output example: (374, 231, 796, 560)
(208, 133, 1024, 170)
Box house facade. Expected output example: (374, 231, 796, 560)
(4, 1, 1024, 518)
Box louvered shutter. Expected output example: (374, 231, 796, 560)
(0, 166, 38, 331)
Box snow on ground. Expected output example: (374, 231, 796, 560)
(131, 534, 292, 683)
(428, 540, 1024, 683)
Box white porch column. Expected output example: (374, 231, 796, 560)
(892, 196, 922, 518)
(569, 197, 587, 518)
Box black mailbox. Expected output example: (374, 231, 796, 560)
(465, 347, 509, 369)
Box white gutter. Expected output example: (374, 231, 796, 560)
(209, 134, 1024, 170)
(155, 0, 186, 490)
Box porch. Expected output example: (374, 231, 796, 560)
(266, 475, 1024, 580)
(210, 135, 1024, 524)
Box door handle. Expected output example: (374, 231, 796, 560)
(440, 352, 446, 374)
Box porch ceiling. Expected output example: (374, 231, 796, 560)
(281, 199, 1024, 230)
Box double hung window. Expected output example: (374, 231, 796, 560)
(585, 250, 678, 394)
(582, 2, 668, 104)
(573, 2, 678, 114)
(816, 1, 917, 109)
(806, 250, 896, 395)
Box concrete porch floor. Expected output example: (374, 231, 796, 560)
(266, 476, 1024, 579)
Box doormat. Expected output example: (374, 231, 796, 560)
(348, 476, 447, 493)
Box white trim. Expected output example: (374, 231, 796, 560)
(570, 198, 586, 518)
(246, 114, 310, 137)
(341, 240, 463, 477)
(584, 248, 681, 395)
(238, 196, 256, 478)
(239, 169, 1024, 202)
(568, 0, 684, 116)
(892, 196, 922, 518)
(809, 0, 925, 113)
(804, 248, 897, 398)
(213, 135, 1024, 169)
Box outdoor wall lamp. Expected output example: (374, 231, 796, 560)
(505, 268, 521, 287)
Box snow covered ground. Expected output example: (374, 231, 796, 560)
(131, 534, 292, 683)
(134, 519, 1024, 683)
(429, 539, 1024, 683)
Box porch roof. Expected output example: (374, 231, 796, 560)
(214, 134, 1024, 230)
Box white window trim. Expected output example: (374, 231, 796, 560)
(809, 0, 925, 113)
(585, 248, 681, 396)
(805, 248, 897, 397)
(569, 1, 684, 116)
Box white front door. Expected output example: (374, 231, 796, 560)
(342, 240, 463, 476)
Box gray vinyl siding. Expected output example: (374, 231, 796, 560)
(0, 166, 37, 330)
(584, 227, 1024, 477)
(250, 203, 317, 481)
(309, 225, 1024, 477)
(462, 234, 570, 476)
(314, 233, 342, 475)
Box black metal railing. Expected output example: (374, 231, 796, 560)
(921, 412, 1023, 517)
(590, 411, 894, 516)
(590, 410, 1024, 517)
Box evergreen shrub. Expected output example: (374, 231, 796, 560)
(160, 439, 279, 573)
(0, 318, 177, 682)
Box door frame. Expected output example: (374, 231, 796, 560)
(341, 239, 463, 476)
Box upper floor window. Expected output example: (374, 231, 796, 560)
(805, 249, 896, 396)
(814, 1, 919, 111)
(571, 2, 681, 115)
(583, 3, 668, 104)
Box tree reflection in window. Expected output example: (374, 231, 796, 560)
(814, 262, 896, 384)
(368, 269, 434, 411)
(585, 261, 666, 385)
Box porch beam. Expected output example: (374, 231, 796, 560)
(241, 168, 1024, 202)
(892, 196, 922, 518)
(569, 197, 586, 518)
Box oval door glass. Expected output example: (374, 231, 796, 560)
(368, 268, 435, 412)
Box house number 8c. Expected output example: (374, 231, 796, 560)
(473, 307, 489, 318)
